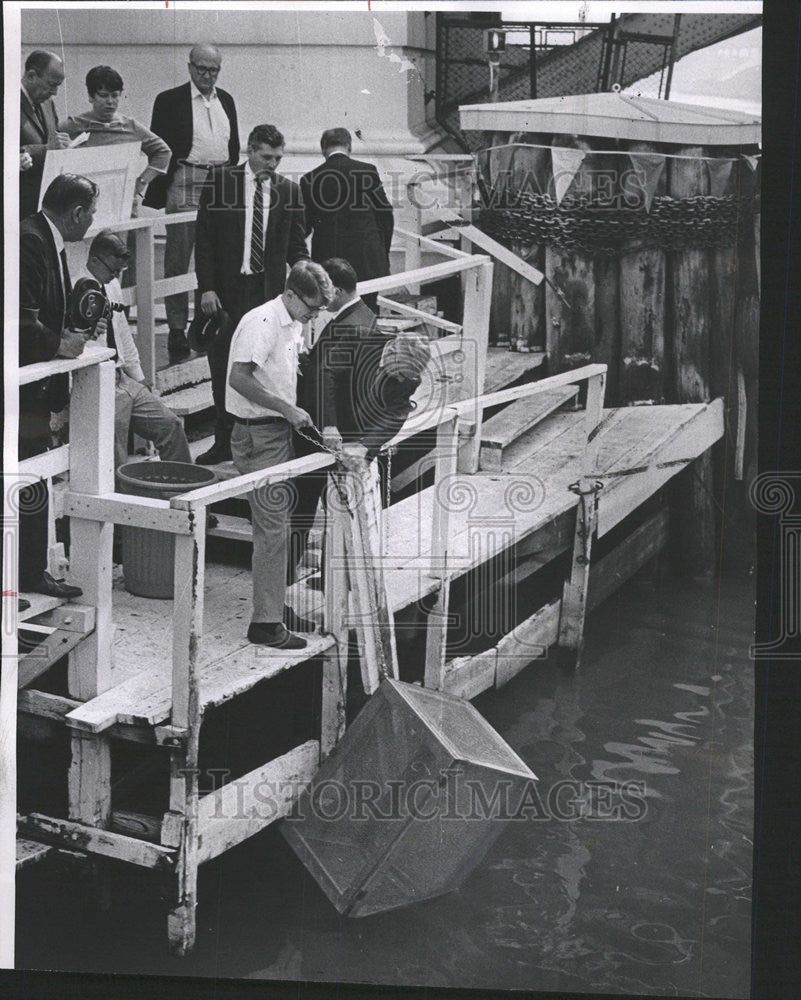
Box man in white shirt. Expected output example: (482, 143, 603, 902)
(81, 230, 191, 471)
(144, 44, 240, 360)
(226, 260, 334, 648)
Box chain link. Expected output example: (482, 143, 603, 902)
(480, 191, 752, 255)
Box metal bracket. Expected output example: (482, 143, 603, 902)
(154, 726, 189, 750)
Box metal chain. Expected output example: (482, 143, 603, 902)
(479, 191, 753, 255)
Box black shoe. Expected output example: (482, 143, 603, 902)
(31, 572, 83, 600)
(195, 445, 232, 465)
(168, 329, 191, 360)
(247, 622, 307, 649)
(284, 604, 316, 633)
(18, 598, 31, 613)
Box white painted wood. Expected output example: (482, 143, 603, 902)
(358, 254, 490, 297)
(18, 690, 81, 721)
(18, 445, 69, 482)
(134, 225, 156, 389)
(456, 260, 494, 473)
(154, 274, 197, 300)
(159, 383, 213, 417)
(68, 734, 112, 828)
(155, 357, 211, 395)
(479, 386, 579, 471)
(67, 359, 116, 701)
(171, 522, 206, 731)
(392, 226, 469, 260)
(376, 295, 462, 334)
(62, 492, 194, 534)
(40, 143, 140, 225)
(15, 839, 52, 870)
(25, 603, 95, 634)
(18, 628, 86, 689)
(322, 481, 349, 758)
(441, 217, 545, 286)
(196, 741, 318, 864)
(18, 345, 115, 386)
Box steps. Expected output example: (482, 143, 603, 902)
(479, 385, 579, 472)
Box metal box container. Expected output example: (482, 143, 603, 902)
(282, 678, 537, 917)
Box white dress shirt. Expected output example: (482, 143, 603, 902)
(225, 296, 303, 419)
(187, 82, 230, 165)
(241, 162, 271, 275)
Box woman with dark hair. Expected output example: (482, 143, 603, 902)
(60, 65, 170, 207)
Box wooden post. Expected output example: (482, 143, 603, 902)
(321, 475, 349, 758)
(557, 370, 606, 668)
(68, 359, 115, 700)
(457, 259, 494, 473)
(67, 358, 116, 832)
(619, 142, 667, 404)
(166, 512, 206, 956)
(134, 223, 156, 389)
(424, 415, 459, 690)
(669, 146, 715, 577)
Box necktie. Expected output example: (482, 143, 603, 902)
(250, 178, 264, 274)
(59, 248, 72, 300)
(34, 101, 48, 137)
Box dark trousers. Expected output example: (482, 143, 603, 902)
(209, 274, 267, 450)
(18, 405, 51, 590)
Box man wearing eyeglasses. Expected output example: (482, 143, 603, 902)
(144, 44, 240, 361)
(81, 230, 191, 471)
(225, 261, 334, 649)
(193, 124, 309, 465)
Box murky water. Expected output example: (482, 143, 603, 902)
(17, 573, 754, 997)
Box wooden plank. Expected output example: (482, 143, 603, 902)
(735, 367, 746, 481)
(443, 649, 496, 700)
(376, 295, 462, 334)
(452, 363, 607, 417)
(479, 386, 578, 471)
(17, 346, 115, 386)
(619, 141, 667, 404)
(171, 522, 206, 731)
(18, 628, 86, 689)
(27, 603, 95, 634)
(436, 207, 545, 286)
(159, 383, 213, 417)
(19, 445, 70, 482)
(588, 507, 669, 611)
(155, 357, 212, 395)
(171, 452, 335, 510)
(322, 484, 349, 758)
(16, 838, 53, 870)
(358, 255, 490, 297)
(18, 689, 82, 721)
(391, 227, 469, 260)
(206, 514, 253, 543)
(424, 416, 460, 690)
(110, 810, 161, 843)
(196, 741, 318, 864)
(495, 600, 561, 688)
(483, 348, 545, 394)
(68, 733, 112, 828)
(62, 492, 194, 534)
(67, 360, 116, 702)
(154, 273, 197, 300)
(456, 260, 494, 473)
(20, 813, 176, 870)
(134, 225, 156, 388)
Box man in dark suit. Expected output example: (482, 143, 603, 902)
(19, 174, 101, 598)
(193, 124, 309, 464)
(144, 44, 239, 360)
(290, 258, 428, 583)
(300, 128, 394, 313)
(20, 50, 70, 220)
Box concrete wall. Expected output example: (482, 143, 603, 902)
(21, 7, 442, 161)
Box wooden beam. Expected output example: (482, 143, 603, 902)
(452, 363, 608, 417)
(18, 689, 81, 721)
(321, 482, 349, 759)
(357, 255, 490, 297)
(196, 741, 318, 864)
(18, 347, 115, 386)
(443, 218, 545, 287)
(479, 386, 579, 472)
(67, 360, 116, 701)
(62, 491, 194, 534)
(154, 274, 197, 300)
(391, 227, 470, 260)
(26, 603, 95, 634)
(68, 733, 112, 828)
(134, 224, 156, 388)
(171, 521, 206, 732)
(170, 452, 334, 510)
(424, 415, 460, 690)
(19, 445, 69, 482)
(456, 260, 494, 473)
(376, 295, 463, 334)
(18, 628, 86, 689)
(19, 813, 176, 871)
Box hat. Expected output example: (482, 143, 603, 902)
(187, 310, 232, 354)
(69, 276, 108, 333)
(380, 333, 431, 381)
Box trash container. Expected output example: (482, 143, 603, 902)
(117, 461, 217, 599)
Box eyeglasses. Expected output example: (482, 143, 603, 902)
(95, 256, 128, 275)
(292, 290, 324, 317)
(190, 63, 220, 76)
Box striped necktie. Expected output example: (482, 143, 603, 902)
(250, 178, 264, 274)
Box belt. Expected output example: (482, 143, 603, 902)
(184, 161, 224, 170)
(232, 415, 286, 426)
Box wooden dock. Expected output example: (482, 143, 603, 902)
(13, 233, 723, 957)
